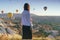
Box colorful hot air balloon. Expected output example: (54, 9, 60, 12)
(43, 6, 47, 11)
(7, 12, 13, 18)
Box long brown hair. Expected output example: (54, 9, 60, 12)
(24, 3, 30, 11)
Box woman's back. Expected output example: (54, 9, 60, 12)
(21, 10, 31, 26)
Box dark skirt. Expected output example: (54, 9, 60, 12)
(22, 25, 32, 39)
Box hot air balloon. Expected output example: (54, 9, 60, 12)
(43, 6, 47, 11)
(16, 9, 18, 13)
(7, 12, 13, 23)
(7, 12, 13, 18)
(1, 10, 4, 14)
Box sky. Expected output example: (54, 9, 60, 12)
(0, 0, 60, 16)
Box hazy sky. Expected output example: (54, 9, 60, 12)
(0, 0, 60, 16)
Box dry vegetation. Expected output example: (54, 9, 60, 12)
(0, 34, 22, 40)
(0, 34, 59, 40)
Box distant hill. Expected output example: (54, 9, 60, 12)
(0, 13, 60, 24)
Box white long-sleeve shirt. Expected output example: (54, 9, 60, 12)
(21, 10, 31, 26)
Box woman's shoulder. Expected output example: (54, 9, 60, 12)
(22, 10, 30, 14)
